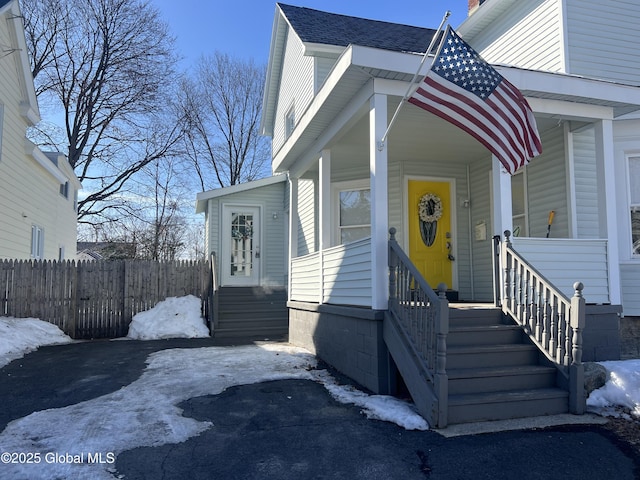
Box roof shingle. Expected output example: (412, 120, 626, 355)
(278, 3, 438, 54)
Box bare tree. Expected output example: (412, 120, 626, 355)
(178, 52, 271, 191)
(21, 0, 182, 222)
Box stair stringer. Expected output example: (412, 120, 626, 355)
(383, 311, 446, 428)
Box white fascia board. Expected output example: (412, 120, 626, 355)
(497, 66, 640, 112)
(7, 1, 41, 125)
(528, 98, 613, 121)
(302, 42, 344, 57)
(26, 140, 68, 183)
(195, 174, 288, 213)
(261, 5, 288, 136)
(272, 45, 425, 173)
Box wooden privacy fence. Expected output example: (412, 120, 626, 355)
(0, 259, 211, 339)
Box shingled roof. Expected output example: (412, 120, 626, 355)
(0, 0, 13, 10)
(278, 3, 438, 54)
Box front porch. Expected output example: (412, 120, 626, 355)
(287, 230, 621, 428)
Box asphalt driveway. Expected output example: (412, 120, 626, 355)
(1, 338, 639, 480)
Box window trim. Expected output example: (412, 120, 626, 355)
(511, 169, 528, 237)
(31, 225, 44, 259)
(284, 103, 295, 139)
(331, 179, 371, 246)
(628, 154, 640, 257)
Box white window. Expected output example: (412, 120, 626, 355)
(511, 170, 528, 237)
(60, 181, 69, 198)
(31, 225, 44, 259)
(285, 104, 295, 139)
(629, 156, 640, 256)
(334, 180, 371, 244)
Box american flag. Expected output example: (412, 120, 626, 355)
(409, 26, 542, 174)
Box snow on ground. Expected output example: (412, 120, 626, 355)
(126, 295, 210, 340)
(0, 317, 73, 368)
(0, 296, 638, 479)
(0, 297, 426, 479)
(587, 359, 640, 418)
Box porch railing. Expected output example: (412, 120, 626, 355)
(388, 228, 449, 426)
(499, 231, 586, 413)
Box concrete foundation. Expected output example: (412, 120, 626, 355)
(582, 305, 622, 362)
(620, 315, 640, 360)
(288, 301, 390, 394)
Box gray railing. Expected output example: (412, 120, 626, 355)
(499, 231, 586, 413)
(388, 228, 449, 424)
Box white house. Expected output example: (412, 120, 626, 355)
(254, 1, 640, 427)
(0, 0, 80, 261)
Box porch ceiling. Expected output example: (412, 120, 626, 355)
(314, 99, 560, 175)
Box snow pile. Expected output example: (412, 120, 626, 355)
(314, 369, 428, 430)
(587, 359, 640, 418)
(126, 295, 209, 340)
(0, 317, 73, 368)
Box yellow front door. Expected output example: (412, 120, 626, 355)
(408, 180, 453, 290)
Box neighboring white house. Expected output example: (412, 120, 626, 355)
(256, 0, 640, 397)
(0, 0, 80, 261)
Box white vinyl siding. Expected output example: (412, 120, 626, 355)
(272, 27, 316, 154)
(566, 0, 640, 85)
(526, 126, 569, 238)
(470, 0, 564, 73)
(0, 104, 3, 162)
(572, 128, 600, 238)
(290, 251, 320, 302)
(0, 11, 78, 260)
(289, 237, 372, 307)
(297, 178, 316, 256)
(469, 157, 494, 302)
(203, 181, 287, 287)
(513, 238, 610, 304)
(315, 56, 339, 93)
(322, 237, 371, 306)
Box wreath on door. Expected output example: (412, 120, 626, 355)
(418, 193, 443, 247)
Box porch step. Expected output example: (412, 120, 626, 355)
(447, 344, 540, 369)
(448, 365, 558, 395)
(444, 307, 568, 425)
(448, 388, 569, 424)
(214, 287, 288, 338)
(448, 324, 524, 346)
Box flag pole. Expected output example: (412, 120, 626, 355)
(377, 10, 451, 151)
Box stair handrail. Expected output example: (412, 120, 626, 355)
(499, 231, 586, 414)
(388, 228, 449, 420)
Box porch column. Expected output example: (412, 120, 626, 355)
(491, 155, 513, 238)
(594, 119, 622, 305)
(288, 176, 299, 302)
(370, 93, 389, 310)
(318, 150, 331, 304)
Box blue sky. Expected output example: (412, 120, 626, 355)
(153, 1, 471, 68)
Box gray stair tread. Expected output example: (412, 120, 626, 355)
(449, 388, 568, 406)
(448, 343, 537, 354)
(449, 324, 522, 332)
(448, 364, 556, 379)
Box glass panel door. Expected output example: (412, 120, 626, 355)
(222, 205, 260, 285)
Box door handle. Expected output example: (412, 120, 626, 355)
(255, 246, 260, 259)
